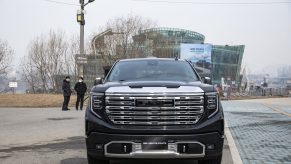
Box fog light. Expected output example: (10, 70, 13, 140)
(206, 144, 215, 150)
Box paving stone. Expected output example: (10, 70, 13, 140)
(222, 101, 291, 164)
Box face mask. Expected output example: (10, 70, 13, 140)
(79, 79, 83, 82)
(66, 78, 70, 82)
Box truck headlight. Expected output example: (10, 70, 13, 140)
(206, 92, 218, 118)
(90, 92, 105, 116)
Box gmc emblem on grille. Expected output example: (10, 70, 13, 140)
(136, 99, 174, 107)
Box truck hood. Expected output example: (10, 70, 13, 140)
(91, 81, 216, 93)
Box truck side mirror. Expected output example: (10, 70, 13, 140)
(202, 77, 212, 84)
(94, 77, 103, 85)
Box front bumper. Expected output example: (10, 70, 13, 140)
(86, 132, 224, 160)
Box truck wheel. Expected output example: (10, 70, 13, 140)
(87, 155, 109, 164)
(198, 155, 222, 164)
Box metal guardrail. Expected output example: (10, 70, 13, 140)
(220, 87, 291, 98)
(245, 88, 289, 97)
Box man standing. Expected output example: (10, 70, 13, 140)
(62, 76, 72, 111)
(74, 77, 87, 110)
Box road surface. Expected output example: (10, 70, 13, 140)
(0, 107, 233, 164)
(2, 98, 290, 163)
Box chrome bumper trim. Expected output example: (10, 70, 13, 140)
(104, 141, 205, 158)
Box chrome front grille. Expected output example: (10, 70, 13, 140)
(105, 94, 204, 125)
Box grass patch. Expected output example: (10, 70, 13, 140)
(0, 94, 89, 108)
(1, 94, 287, 107)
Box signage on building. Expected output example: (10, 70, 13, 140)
(180, 44, 212, 75)
(76, 56, 88, 64)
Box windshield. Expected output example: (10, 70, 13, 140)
(107, 60, 199, 82)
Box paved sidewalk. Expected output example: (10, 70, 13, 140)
(222, 98, 291, 164)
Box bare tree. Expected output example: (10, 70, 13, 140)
(64, 34, 82, 82)
(21, 57, 42, 93)
(0, 39, 14, 76)
(65, 35, 78, 75)
(22, 30, 75, 93)
(93, 14, 157, 66)
(27, 35, 49, 92)
(46, 30, 68, 92)
(109, 14, 156, 58)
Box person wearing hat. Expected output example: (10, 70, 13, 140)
(62, 76, 72, 111)
(74, 76, 87, 110)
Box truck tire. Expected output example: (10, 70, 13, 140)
(198, 155, 222, 164)
(87, 155, 109, 164)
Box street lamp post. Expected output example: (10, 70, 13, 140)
(77, 0, 95, 77)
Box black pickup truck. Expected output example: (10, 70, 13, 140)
(85, 58, 224, 164)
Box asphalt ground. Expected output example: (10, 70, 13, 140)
(0, 107, 233, 164)
(3, 97, 289, 164)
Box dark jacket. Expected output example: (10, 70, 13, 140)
(62, 80, 72, 96)
(74, 82, 87, 95)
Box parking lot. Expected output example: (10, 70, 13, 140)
(0, 97, 290, 164)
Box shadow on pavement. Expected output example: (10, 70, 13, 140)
(60, 158, 197, 164)
(61, 158, 87, 164)
(0, 136, 85, 153)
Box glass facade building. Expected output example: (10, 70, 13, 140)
(133, 27, 205, 58)
(211, 45, 244, 84)
(132, 27, 245, 85)
(80, 27, 245, 85)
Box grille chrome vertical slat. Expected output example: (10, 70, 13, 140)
(105, 94, 204, 125)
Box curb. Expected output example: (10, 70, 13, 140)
(225, 120, 243, 164)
